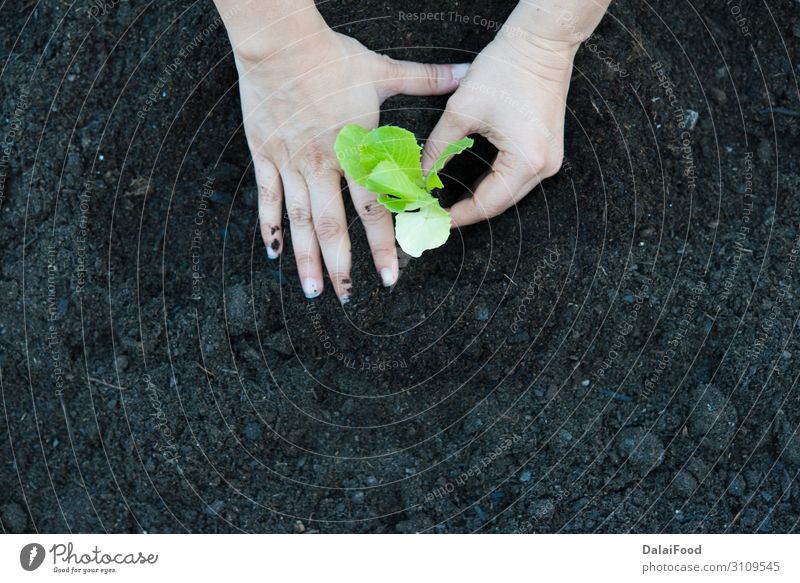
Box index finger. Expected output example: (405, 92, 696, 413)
(447, 151, 544, 228)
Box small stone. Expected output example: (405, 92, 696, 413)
(351, 491, 365, 504)
(474, 306, 490, 321)
(293, 520, 306, 534)
(507, 329, 530, 345)
(672, 469, 698, 497)
(689, 384, 737, 450)
(225, 283, 252, 336)
(264, 328, 293, 356)
(531, 498, 555, 521)
(683, 109, 700, 130)
(1, 502, 27, 533)
(243, 421, 262, 441)
(205, 500, 225, 515)
(519, 470, 532, 483)
(728, 473, 746, 497)
(710, 87, 727, 104)
(638, 225, 657, 239)
(115, 355, 129, 371)
(619, 427, 665, 474)
(340, 399, 355, 416)
(463, 416, 484, 435)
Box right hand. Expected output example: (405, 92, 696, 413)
(235, 29, 468, 302)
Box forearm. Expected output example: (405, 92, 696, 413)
(212, 0, 329, 61)
(502, 0, 612, 52)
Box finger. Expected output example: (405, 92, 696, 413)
(421, 105, 476, 174)
(253, 156, 284, 259)
(306, 170, 353, 303)
(282, 170, 324, 299)
(448, 151, 544, 228)
(377, 56, 470, 99)
(348, 179, 398, 287)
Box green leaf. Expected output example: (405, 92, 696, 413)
(365, 160, 432, 212)
(362, 126, 424, 186)
(425, 136, 475, 191)
(335, 124, 471, 258)
(395, 205, 452, 258)
(334, 124, 371, 184)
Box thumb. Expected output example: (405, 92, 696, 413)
(378, 57, 470, 98)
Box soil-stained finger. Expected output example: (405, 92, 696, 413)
(254, 157, 284, 259)
(306, 171, 353, 303)
(282, 169, 324, 299)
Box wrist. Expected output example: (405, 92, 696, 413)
(498, 1, 611, 55)
(491, 25, 578, 81)
(225, 8, 331, 65)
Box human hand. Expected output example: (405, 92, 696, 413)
(421, 27, 580, 227)
(235, 29, 467, 301)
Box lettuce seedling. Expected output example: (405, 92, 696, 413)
(334, 124, 473, 258)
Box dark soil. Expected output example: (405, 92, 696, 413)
(1, 0, 799, 533)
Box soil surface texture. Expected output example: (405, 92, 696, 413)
(1, 0, 799, 533)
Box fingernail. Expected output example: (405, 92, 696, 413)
(302, 279, 321, 299)
(380, 268, 396, 287)
(452, 63, 470, 83)
(266, 244, 278, 259)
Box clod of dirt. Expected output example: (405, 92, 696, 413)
(506, 329, 530, 345)
(263, 329, 294, 357)
(242, 421, 262, 441)
(0, 502, 27, 533)
(225, 283, 253, 337)
(671, 469, 698, 497)
(618, 427, 665, 474)
(530, 498, 556, 521)
(775, 418, 800, 468)
(688, 384, 738, 451)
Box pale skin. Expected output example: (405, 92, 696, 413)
(213, 0, 611, 302)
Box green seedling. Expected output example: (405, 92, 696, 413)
(334, 124, 473, 258)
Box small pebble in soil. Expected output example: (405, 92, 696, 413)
(531, 498, 555, 521)
(474, 306, 489, 321)
(688, 384, 737, 450)
(243, 421, 262, 441)
(672, 469, 698, 497)
(683, 109, 699, 130)
(506, 329, 530, 345)
(205, 500, 225, 515)
(618, 427, 665, 474)
(519, 470, 532, 482)
(473, 505, 487, 521)
(728, 473, 746, 497)
(490, 490, 505, 503)
(463, 416, 484, 435)
(638, 225, 657, 239)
